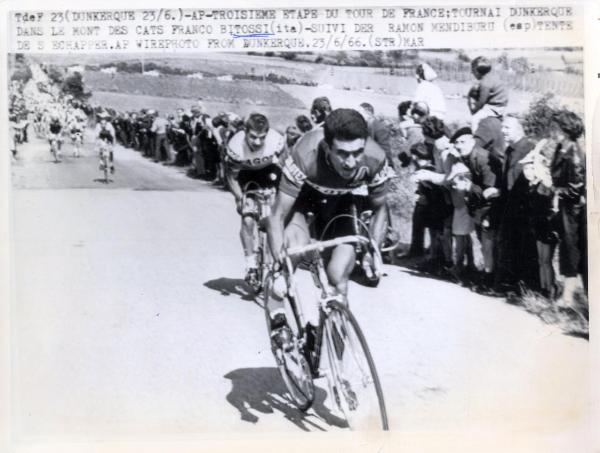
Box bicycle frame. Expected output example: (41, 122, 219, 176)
(282, 235, 370, 376)
(241, 183, 276, 292)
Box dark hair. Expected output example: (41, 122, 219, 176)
(411, 101, 429, 117)
(421, 116, 447, 139)
(552, 110, 584, 141)
(398, 101, 412, 117)
(245, 112, 269, 133)
(295, 114, 313, 133)
(323, 108, 368, 146)
(212, 113, 228, 128)
(359, 102, 374, 115)
(311, 96, 332, 114)
(471, 56, 492, 77)
(415, 64, 425, 80)
(410, 142, 432, 161)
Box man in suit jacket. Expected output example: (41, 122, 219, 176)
(495, 116, 538, 290)
(451, 127, 502, 292)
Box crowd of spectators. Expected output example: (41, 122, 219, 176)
(10, 56, 588, 312)
(395, 59, 587, 312)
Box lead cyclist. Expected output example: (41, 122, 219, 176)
(265, 108, 392, 350)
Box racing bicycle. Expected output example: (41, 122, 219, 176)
(241, 182, 276, 293)
(98, 138, 113, 183)
(48, 135, 61, 163)
(318, 194, 385, 288)
(70, 130, 84, 157)
(263, 235, 389, 431)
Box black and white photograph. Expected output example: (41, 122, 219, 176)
(3, 2, 597, 451)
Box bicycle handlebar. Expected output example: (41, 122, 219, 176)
(242, 188, 276, 202)
(285, 235, 370, 257)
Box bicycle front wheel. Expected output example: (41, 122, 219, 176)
(322, 301, 388, 430)
(263, 272, 315, 411)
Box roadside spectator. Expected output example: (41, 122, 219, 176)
(310, 96, 332, 127)
(397, 101, 413, 133)
(410, 142, 452, 273)
(495, 116, 538, 291)
(447, 162, 476, 282)
(468, 86, 505, 158)
(398, 101, 429, 167)
(519, 149, 559, 299)
(358, 102, 392, 156)
(295, 115, 313, 133)
(414, 62, 447, 120)
(469, 56, 508, 131)
(450, 126, 502, 292)
(284, 125, 301, 154)
(150, 110, 170, 163)
(549, 110, 587, 307)
(410, 117, 454, 268)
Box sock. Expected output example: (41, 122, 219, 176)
(245, 254, 257, 269)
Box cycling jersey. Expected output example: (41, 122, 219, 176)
(48, 120, 62, 134)
(226, 129, 284, 175)
(95, 123, 116, 144)
(279, 128, 393, 204)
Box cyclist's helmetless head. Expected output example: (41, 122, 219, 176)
(324, 108, 368, 179)
(245, 113, 269, 152)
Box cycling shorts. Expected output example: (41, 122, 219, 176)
(47, 133, 61, 142)
(288, 186, 371, 241)
(238, 164, 281, 193)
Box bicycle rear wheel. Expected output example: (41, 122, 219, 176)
(263, 273, 315, 411)
(103, 155, 109, 182)
(322, 301, 388, 430)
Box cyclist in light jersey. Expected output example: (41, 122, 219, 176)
(226, 113, 285, 288)
(94, 113, 116, 173)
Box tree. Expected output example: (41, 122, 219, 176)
(11, 60, 32, 83)
(61, 72, 91, 100)
(522, 92, 557, 139)
(46, 65, 64, 84)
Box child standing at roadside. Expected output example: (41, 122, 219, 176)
(447, 162, 476, 282)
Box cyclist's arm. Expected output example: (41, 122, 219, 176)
(368, 196, 387, 248)
(226, 169, 243, 202)
(266, 190, 296, 262)
(368, 161, 392, 247)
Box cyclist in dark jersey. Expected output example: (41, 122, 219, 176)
(46, 112, 64, 154)
(265, 108, 393, 348)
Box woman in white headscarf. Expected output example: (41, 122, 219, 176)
(413, 62, 447, 120)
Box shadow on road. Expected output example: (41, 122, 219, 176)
(204, 277, 256, 303)
(224, 367, 347, 431)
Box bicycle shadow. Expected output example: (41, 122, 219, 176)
(204, 277, 256, 303)
(224, 367, 347, 432)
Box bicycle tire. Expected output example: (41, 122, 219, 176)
(103, 154, 109, 183)
(322, 301, 388, 430)
(262, 273, 315, 411)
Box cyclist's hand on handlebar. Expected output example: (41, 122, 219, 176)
(235, 199, 243, 215)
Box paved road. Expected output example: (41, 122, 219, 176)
(9, 132, 589, 441)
